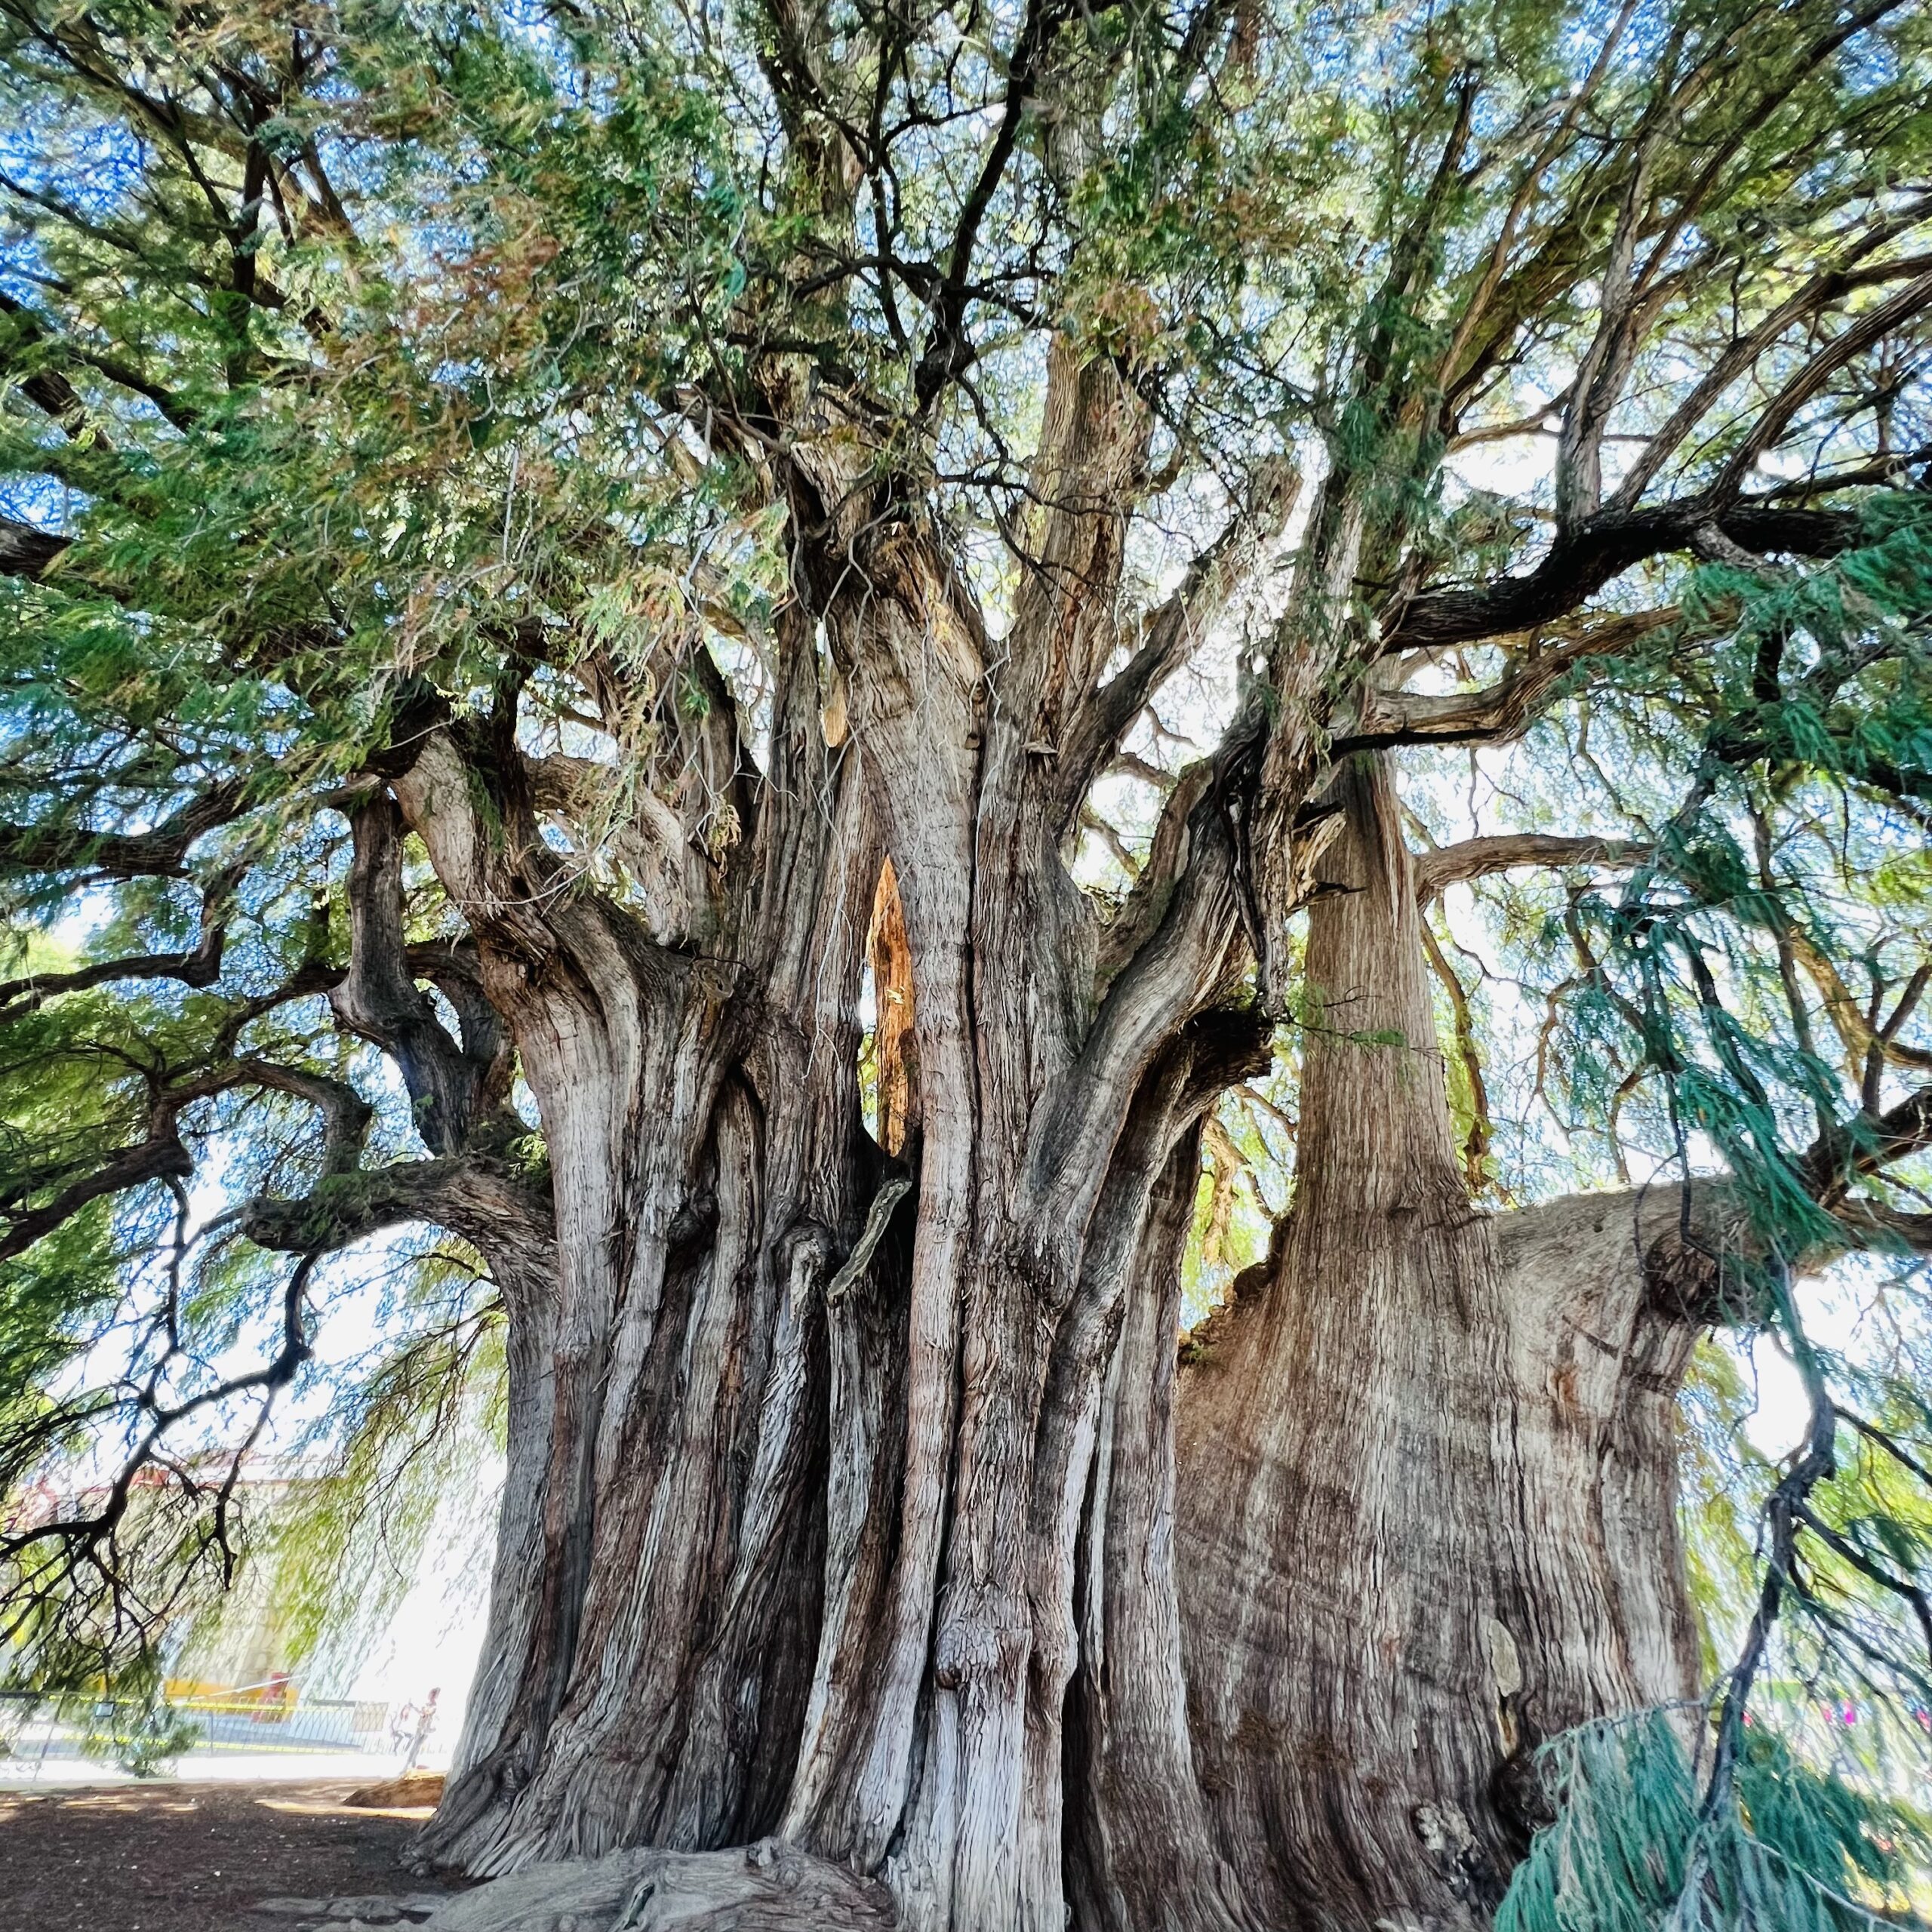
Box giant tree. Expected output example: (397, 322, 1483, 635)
(2, 0, 1931, 1927)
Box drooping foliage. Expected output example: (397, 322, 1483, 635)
(1500, 1709, 1931, 1931)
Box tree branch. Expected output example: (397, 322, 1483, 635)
(327, 793, 509, 1155)
(240, 1153, 555, 1299)
(0, 868, 238, 1022)
(1609, 247, 1932, 511)
(0, 513, 67, 579)
(0, 290, 197, 433)
(1339, 611, 1679, 754)
(912, 0, 1071, 407)
(1380, 503, 1856, 656)
(0, 779, 251, 879)
(1056, 460, 1300, 823)
(1804, 1080, 1932, 1205)
(1712, 269, 1932, 501)
(0, 1123, 192, 1263)
(1414, 832, 1652, 903)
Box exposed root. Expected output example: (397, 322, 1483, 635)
(420, 1838, 899, 1931)
(346, 1771, 448, 1810)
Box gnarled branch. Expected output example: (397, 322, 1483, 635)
(1340, 611, 1678, 753)
(241, 1152, 555, 1301)
(328, 792, 512, 1155)
(1056, 460, 1300, 824)
(1380, 503, 1855, 656)
(0, 779, 251, 879)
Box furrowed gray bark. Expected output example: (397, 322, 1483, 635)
(10, 21, 1922, 1927)
(406, 622, 884, 1877)
(767, 386, 1265, 1931)
(1066, 1129, 1253, 1932)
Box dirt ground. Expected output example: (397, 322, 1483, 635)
(0, 1780, 467, 1930)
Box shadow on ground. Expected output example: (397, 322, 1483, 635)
(0, 1779, 466, 1932)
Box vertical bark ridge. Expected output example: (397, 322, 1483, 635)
(412, 649, 881, 1876)
(1066, 1071, 1266, 1932)
(783, 518, 986, 1881)
(774, 466, 1257, 1930)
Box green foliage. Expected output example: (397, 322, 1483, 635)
(0, 1204, 118, 1468)
(1500, 1709, 1930, 1932)
(1676, 1343, 1770, 1684)
(268, 1263, 505, 1675)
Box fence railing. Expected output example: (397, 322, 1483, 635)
(0, 1682, 408, 1779)
(169, 1680, 392, 1748)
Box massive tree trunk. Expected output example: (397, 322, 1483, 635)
(389, 469, 1708, 1930)
(1170, 755, 1703, 1932)
(765, 475, 1266, 1931)
(9, 9, 1921, 1926)
(411, 624, 886, 1874)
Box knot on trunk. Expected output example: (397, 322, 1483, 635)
(1410, 1799, 1506, 1921)
(1641, 1191, 1763, 1327)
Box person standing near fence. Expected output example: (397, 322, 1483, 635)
(401, 1687, 439, 1770)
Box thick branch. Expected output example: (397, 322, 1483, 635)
(1340, 612, 1677, 753)
(0, 779, 250, 878)
(1056, 462, 1300, 823)
(0, 514, 66, 579)
(523, 751, 697, 945)
(1804, 1081, 1932, 1204)
(0, 289, 196, 433)
(225, 1059, 376, 1176)
(241, 1153, 556, 1297)
(0, 871, 235, 1022)
(1712, 269, 1932, 500)
(0, 1123, 191, 1263)
(1414, 832, 1652, 903)
(328, 792, 506, 1155)
(158, 1057, 376, 1177)
(1783, 928, 1932, 1078)
(1381, 503, 1856, 656)
(912, 0, 1069, 405)
(1611, 250, 1932, 510)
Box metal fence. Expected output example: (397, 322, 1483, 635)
(0, 1681, 401, 1779)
